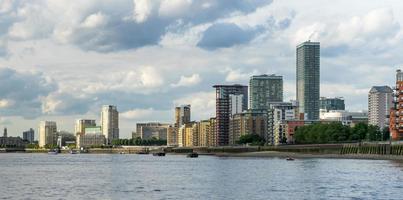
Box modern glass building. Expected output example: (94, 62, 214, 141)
(249, 74, 283, 110)
(320, 97, 345, 111)
(296, 41, 320, 120)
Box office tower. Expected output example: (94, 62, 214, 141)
(296, 41, 320, 120)
(39, 121, 57, 147)
(368, 86, 393, 129)
(213, 84, 248, 146)
(249, 74, 283, 109)
(390, 70, 403, 140)
(23, 128, 35, 143)
(320, 97, 345, 111)
(3, 128, 6, 137)
(101, 105, 119, 145)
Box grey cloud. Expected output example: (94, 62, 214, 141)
(197, 23, 258, 50)
(0, 0, 273, 52)
(0, 67, 57, 118)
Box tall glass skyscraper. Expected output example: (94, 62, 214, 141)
(249, 74, 283, 110)
(296, 41, 320, 120)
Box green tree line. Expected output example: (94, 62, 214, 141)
(294, 122, 390, 144)
(112, 137, 167, 146)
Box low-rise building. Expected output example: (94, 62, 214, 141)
(0, 136, 26, 147)
(77, 126, 105, 148)
(320, 110, 368, 127)
(178, 122, 198, 147)
(229, 109, 268, 145)
(285, 120, 316, 144)
(198, 120, 210, 147)
(136, 123, 170, 140)
(269, 102, 298, 145)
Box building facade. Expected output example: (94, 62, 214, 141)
(172, 105, 191, 146)
(320, 97, 345, 112)
(296, 41, 320, 120)
(249, 74, 283, 110)
(101, 105, 119, 145)
(198, 120, 210, 147)
(23, 128, 35, 143)
(213, 84, 248, 146)
(77, 126, 105, 148)
(75, 119, 96, 135)
(136, 123, 170, 140)
(390, 69, 403, 140)
(268, 103, 298, 145)
(368, 86, 393, 129)
(178, 122, 198, 147)
(39, 121, 57, 148)
(229, 109, 268, 145)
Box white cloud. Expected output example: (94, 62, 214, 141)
(81, 12, 108, 28)
(121, 108, 170, 121)
(224, 68, 259, 82)
(173, 91, 215, 120)
(132, 0, 158, 23)
(171, 74, 201, 87)
(0, 99, 14, 108)
(0, 0, 13, 14)
(159, 0, 192, 18)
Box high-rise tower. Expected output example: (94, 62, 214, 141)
(249, 74, 283, 110)
(296, 41, 320, 120)
(213, 84, 248, 146)
(101, 105, 119, 145)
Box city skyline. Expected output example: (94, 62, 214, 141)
(1, 1, 403, 137)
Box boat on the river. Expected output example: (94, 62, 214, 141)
(48, 149, 59, 155)
(153, 152, 166, 156)
(187, 152, 198, 158)
(286, 157, 294, 161)
(69, 149, 78, 154)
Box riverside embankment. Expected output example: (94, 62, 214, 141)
(4, 142, 403, 160)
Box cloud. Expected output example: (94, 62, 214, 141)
(197, 23, 258, 50)
(173, 91, 215, 120)
(121, 108, 171, 121)
(224, 68, 259, 82)
(81, 12, 108, 28)
(171, 74, 201, 87)
(0, 0, 274, 52)
(0, 67, 57, 118)
(292, 8, 400, 57)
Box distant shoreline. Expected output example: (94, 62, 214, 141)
(2, 148, 403, 161)
(213, 151, 403, 161)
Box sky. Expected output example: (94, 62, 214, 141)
(1, 0, 403, 138)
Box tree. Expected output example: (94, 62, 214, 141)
(382, 127, 390, 141)
(237, 134, 264, 145)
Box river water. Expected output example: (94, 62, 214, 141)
(0, 154, 402, 200)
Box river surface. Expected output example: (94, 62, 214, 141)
(0, 154, 402, 200)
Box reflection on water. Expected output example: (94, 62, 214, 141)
(0, 154, 402, 200)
